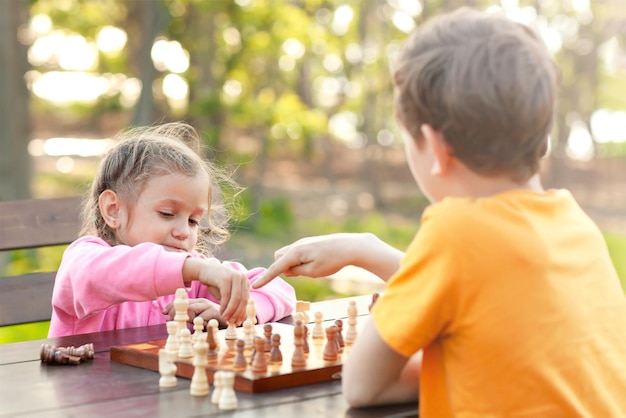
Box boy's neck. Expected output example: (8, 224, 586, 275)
(442, 171, 544, 201)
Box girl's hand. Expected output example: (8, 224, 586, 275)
(183, 258, 250, 325)
(162, 298, 226, 327)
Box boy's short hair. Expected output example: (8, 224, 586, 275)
(393, 7, 558, 181)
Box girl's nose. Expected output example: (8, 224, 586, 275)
(172, 221, 190, 240)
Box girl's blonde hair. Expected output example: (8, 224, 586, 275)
(80, 122, 236, 255)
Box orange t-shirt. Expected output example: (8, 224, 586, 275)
(373, 189, 626, 417)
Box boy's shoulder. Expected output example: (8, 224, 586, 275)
(422, 189, 580, 232)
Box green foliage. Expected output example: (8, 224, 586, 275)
(604, 232, 626, 291)
(0, 322, 50, 344)
(283, 277, 356, 302)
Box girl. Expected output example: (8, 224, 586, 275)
(48, 122, 296, 337)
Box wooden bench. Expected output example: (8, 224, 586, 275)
(0, 196, 82, 327)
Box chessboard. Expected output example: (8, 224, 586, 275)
(110, 315, 365, 393)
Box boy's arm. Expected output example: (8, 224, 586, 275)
(342, 319, 420, 408)
(253, 233, 404, 288)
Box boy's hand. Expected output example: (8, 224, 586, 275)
(253, 234, 356, 288)
(183, 259, 250, 325)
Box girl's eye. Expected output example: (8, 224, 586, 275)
(159, 211, 174, 218)
(189, 218, 199, 226)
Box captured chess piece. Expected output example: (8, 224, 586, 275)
(218, 371, 238, 410)
(40, 343, 94, 365)
(211, 371, 224, 404)
(158, 349, 177, 388)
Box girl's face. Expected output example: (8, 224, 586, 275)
(115, 172, 209, 253)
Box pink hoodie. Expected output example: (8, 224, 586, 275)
(48, 236, 296, 337)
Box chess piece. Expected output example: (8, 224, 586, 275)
(218, 371, 238, 410)
(173, 288, 189, 338)
(302, 324, 310, 354)
(190, 341, 209, 396)
(158, 349, 177, 388)
(164, 321, 179, 355)
(233, 339, 248, 372)
(177, 328, 194, 358)
(269, 333, 282, 364)
(323, 326, 339, 362)
(246, 299, 257, 325)
(312, 311, 324, 339)
(243, 319, 254, 350)
(40, 344, 81, 365)
(207, 319, 219, 350)
(225, 322, 238, 340)
(211, 371, 223, 404)
(192, 317, 205, 344)
(263, 324, 273, 352)
(345, 301, 358, 345)
(296, 300, 311, 323)
(56, 343, 95, 360)
(251, 336, 268, 374)
(369, 292, 380, 312)
(206, 325, 218, 363)
(335, 319, 344, 352)
(291, 321, 306, 369)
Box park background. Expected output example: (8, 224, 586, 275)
(1, 0, 625, 343)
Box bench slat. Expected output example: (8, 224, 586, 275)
(0, 196, 82, 251)
(0, 272, 56, 326)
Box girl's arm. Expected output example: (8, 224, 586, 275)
(253, 233, 405, 288)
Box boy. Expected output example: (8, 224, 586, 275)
(255, 7, 626, 416)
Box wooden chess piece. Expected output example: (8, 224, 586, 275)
(206, 325, 218, 364)
(312, 311, 324, 339)
(334, 319, 344, 352)
(192, 317, 205, 344)
(369, 292, 380, 312)
(263, 324, 273, 352)
(251, 336, 268, 374)
(233, 339, 248, 372)
(225, 322, 238, 340)
(158, 349, 177, 388)
(164, 321, 179, 355)
(243, 319, 254, 350)
(218, 371, 238, 410)
(211, 371, 223, 404)
(291, 321, 306, 369)
(345, 301, 358, 345)
(178, 328, 194, 358)
(269, 333, 282, 364)
(246, 299, 257, 325)
(323, 326, 339, 362)
(173, 288, 189, 338)
(190, 342, 209, 396)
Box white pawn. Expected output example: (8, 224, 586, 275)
(208, 319, 219, 350)
(192, 317, 205, 344)
(158, 349, 177, 388)
(246, 299, 257, 325)
(190, 341, 209, 397)
(178, 328, 194, 358)
(218, 371, 238, 410)
(312, 311, 324, 339)
(243, 319, 254, 350)
(225, 322, 238, 340)
(164, 321, 179, 355)
(345, 300, 358, 345)
(211, 371, 223, 404)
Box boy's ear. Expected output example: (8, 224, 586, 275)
(98, 190, 121, 229)
(421, 124, 452, 176)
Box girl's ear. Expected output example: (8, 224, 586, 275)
(421, 124, 453, 176)
(98, 190, 121, 230)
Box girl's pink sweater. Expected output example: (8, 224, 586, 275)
(48, 236, 296, 337)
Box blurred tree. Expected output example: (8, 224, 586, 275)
(0, 0, 31, 201)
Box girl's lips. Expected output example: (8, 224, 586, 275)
(163, 245, 185, 252)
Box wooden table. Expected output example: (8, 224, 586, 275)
(0, 295, 418, 417)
